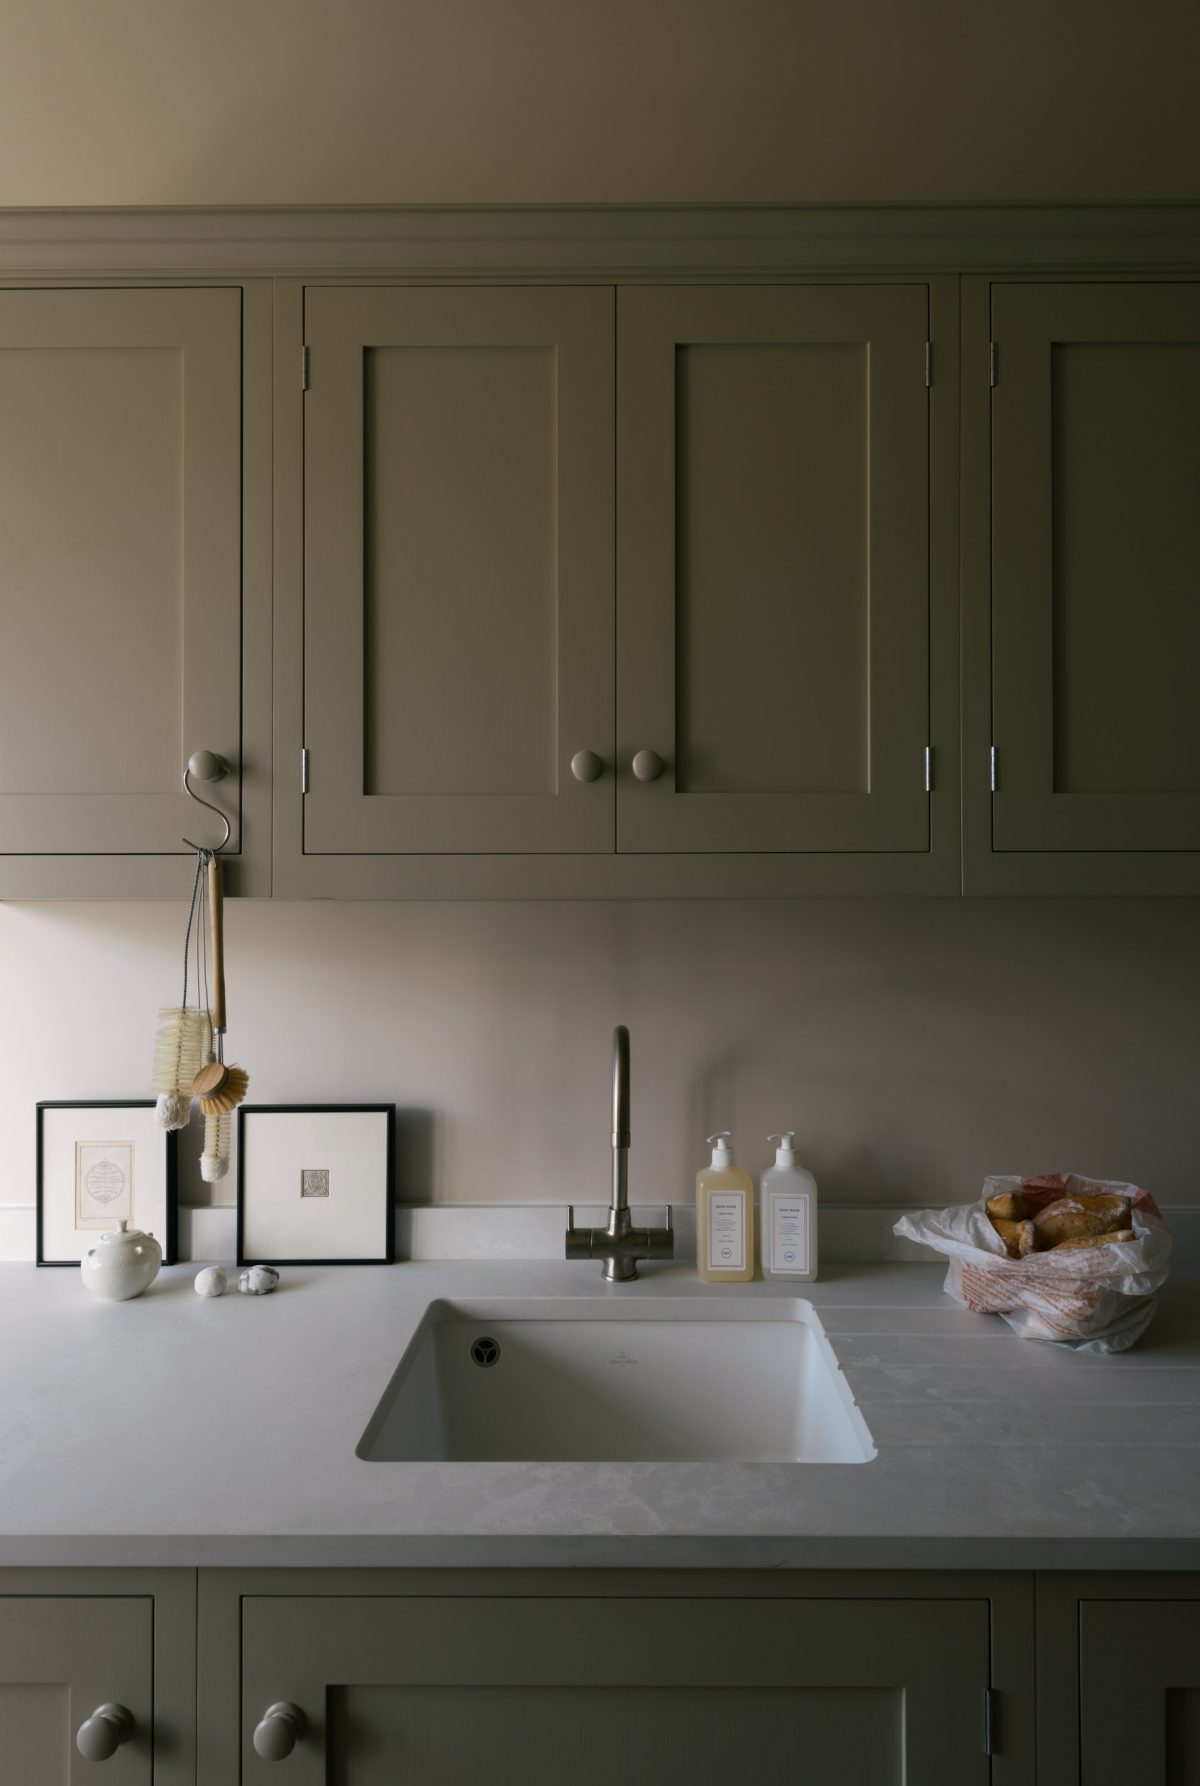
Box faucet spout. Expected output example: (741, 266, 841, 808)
(611, 1024, 630, 1226)
(565, 1024, 673, 1283)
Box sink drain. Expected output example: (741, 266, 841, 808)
(470, 1335, 501, 1368)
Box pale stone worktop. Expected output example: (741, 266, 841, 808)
(2, 1258, 1198, 1569)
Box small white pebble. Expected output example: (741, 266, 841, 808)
(239, 1265, 280, 1296)
(193, 1265, 227, 1298)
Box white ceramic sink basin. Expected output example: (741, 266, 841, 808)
(358, 1297, 876, 1464)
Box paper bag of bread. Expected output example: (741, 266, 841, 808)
(893, 1174, 1171, 1352)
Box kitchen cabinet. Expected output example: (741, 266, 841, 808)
(200, 1568, 1035, 1784)
(0, 1570, 194, 1785)
(0, 282, 272, 898)
(298, 285, 614, 857)
(277, 275, 960, 897)
(617, 284, 931, 855)
(963, 278, 1200, 894)
(1, 207, 1196, 899)
(1036, 1574, 1200, 1785)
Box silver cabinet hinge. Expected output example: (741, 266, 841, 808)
(924, 745, 933, 792)
(983, 1687, 997, 1756)
(989, 341, 997, 387)
(301, 345, 310, 392)
(301, 747, 309, 794)
(990, 746, 998, 792)
(925, 341, 932, 387)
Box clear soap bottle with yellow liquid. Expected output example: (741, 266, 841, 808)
(695, 1131, 755, 1284)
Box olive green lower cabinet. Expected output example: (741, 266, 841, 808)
(200, 1572, 1035, 1785)
(1036, 1574, 1200, 1786)
(0, 1571, 194, 1786)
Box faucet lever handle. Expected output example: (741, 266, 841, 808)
(566, 1204, 576, 1234)
(664, 1203, 673, 1232)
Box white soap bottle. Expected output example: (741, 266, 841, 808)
(761, 1131, 818, 1281)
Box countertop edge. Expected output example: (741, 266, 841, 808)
(3, 1536, 1200, 1571)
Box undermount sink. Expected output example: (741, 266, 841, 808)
(357, 1297, 876, 1464)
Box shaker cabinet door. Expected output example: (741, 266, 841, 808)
(0, 287, 243, 860)
(301, 286, 614, 855)
(990, 282, 1200, 855)
(1079, 1599, 1200, 1784)
(616, 285, 931, 854)
(240, 1594, 990, 1785)
(0, 1595, 152, 1784)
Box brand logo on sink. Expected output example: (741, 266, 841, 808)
(607, 1349, 639, 1368)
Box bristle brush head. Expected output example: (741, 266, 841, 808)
(198, 1064, 249, 1116)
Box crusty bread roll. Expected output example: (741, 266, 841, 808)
(986, 1192, 1032, 1221)
(990, 1215, 1037, 1259)
(1056, 1227, 1135, 1252)
(1032, 1194, 1130, 1250)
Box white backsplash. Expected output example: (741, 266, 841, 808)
(2, 895, 1199, 1261)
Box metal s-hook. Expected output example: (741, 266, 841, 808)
(182, 751, 231, 852)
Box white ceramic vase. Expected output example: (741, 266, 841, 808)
(81, 1219, 163, 1302)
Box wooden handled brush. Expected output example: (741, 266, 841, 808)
(192, 854, 249, 1117)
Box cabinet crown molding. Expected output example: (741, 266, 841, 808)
(0, 203, 1198, 278)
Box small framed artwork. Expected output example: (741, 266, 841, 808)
(237, 1104, 395, 1265)
(37, 1101, 179, 1266)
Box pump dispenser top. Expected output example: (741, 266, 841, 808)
(708, 1131, 733, 1169)
(768, 1131, 796, 1168)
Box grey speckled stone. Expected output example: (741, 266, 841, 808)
(239, 1265, 280, 1296)
(0, 1258, 1198, 1570)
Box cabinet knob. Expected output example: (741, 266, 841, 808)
(632, 749, 665, 783)
(570, 749, 604, 783)
(253, 1702, 307, 1761)
(76, 1703, 134, 1761)
(186, 750, 228, 784)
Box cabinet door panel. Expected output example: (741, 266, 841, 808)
(302, 287, 614, 854)
(0, 1596, 152, 1783)
(991, 282, 1200, 852)
(617, 285, 930, 854)
(0, 287, 242, 854)
(242, 1595, 989, 1784)
(1080, 1599, 1200, 1784)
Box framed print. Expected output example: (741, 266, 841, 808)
(237, 1104, 395, 1265)
(37, 1101, 178, 1265)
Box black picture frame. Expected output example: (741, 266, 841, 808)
(236, 1103, 396, 1266)
(36, 1100, 179, 1266)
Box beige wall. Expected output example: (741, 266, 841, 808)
(3, 898, 1197, 1246)
(2, 4, 1197, 1256)
(0, 0, 1197, 206)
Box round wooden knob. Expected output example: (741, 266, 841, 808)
(570, 750, 604, 783)
(76, 1704, 134, 1761)
(632, 749, 665, 783)
(253, 1702, 307, 1761)
(187, 750, 228, 783)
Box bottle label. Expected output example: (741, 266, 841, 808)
(706, 1188, 746, 1272)
(770, 1193, 811, 1273)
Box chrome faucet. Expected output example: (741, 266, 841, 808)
(565, 1025, 674, 1281)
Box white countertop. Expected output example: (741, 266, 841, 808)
(3, 1257, 1198, 1570)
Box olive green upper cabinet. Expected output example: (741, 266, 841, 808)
(300, 286, 615, 856)
(0, 285, 269, 897)
(966, 279, 1200, 892)
(616, 285, 935, 857)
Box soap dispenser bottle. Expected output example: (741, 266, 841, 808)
(696, 1132, 754, 1283)
(761, 1131, 818, 1281)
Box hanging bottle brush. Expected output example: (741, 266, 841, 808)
(193, 853, 249, 1182)
(152, 850, 212, 1130)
